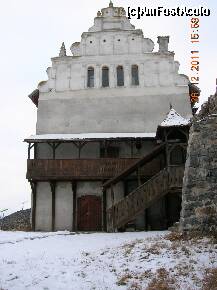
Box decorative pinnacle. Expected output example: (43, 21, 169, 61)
(109, 0, 113, 7)
(170, 103, 173, 110)
(59, 42, 66, 57)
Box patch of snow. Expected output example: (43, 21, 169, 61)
(24, 132, 156, 142)
(160, 108, 190, 127)
(0, 231, 216, 290)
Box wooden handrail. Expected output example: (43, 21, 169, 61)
(26, 158, 140, 180)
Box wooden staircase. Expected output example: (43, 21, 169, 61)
(103, 143, 185, 232)
(106, 165, 184, 232)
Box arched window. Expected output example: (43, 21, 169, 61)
(131, 65, 139, 85)
(102, 66, 109, 87)
(87, 67, 94, 88)
(117, 66, 124, 86)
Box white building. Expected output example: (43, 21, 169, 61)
(26, 1, 195, 232)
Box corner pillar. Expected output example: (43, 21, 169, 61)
(30, 181, 37, 231)
(71, 181, 77, 232)
(50, 181, 56, 231)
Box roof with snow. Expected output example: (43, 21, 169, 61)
(24, 132, 156, 143)
(159, 108, 190, 127)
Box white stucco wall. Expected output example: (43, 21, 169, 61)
(55, 182, 73, 231)
(37, 143, 53, 159)
(55, 143, 78, 159)
(35, 182, 52, 231)
(77, 181, 102, 197)
(80, 142, 100, 159)
(35, 3, 191, 135)
(36, 89, 191, 134)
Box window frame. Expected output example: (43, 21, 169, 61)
(102, 66, 109, 88)
(116, 65, 124, 87)
(87, 66, 94, 88)
(131, 65, 139, 86)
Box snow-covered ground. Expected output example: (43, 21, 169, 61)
(0, 231, 216, 290)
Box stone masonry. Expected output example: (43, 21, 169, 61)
(180, 93, 217, 233)
(0, 209, 31, 231)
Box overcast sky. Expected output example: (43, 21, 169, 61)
(0, 0, 216, 214)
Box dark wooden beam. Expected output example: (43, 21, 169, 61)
(28, 143, 31, 159)
(34, 143, 38, 159)
(111, 185, 115, 231)
(105, 140, 108, 157)
(102, 187, 107, 231)
(131, 140, 134, 157)
(71, 181, 77, 232)
(163, 130, 170, 167)
(137, 166, 141, 186)
(28, 143, 34, 159)
(48, 142, 61, 159)
(30, 181, 37, 231)
(72, 141, 87, 159)
(50, 181, 56, 231)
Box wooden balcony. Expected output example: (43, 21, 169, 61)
(27, 158, 142, 180)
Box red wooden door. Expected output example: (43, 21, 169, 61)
(77, 195, 102, 231)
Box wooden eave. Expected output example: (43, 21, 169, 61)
(28, 89, 39, 107)
(156, 124, 190, 140)
(24, 136, 156, 143)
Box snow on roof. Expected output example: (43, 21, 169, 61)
(160, 108, 190, 127)
(24, 132, 156, 142)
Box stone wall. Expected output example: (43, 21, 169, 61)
(180, 93, 217, 233)
(0, 209, 31, 231)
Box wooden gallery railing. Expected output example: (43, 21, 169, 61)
(26, 158, 140, 180)
(106, 165, 184, 232)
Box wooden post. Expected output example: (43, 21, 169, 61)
(137, 166, 141, 186)
(28, 143, 31, 159)
(131, 140, 133, 157)
(48, 142, 61, 159)
(145, 209, 148, 231)
(111, 184, 115, 231)
(75, 141, 86, 159)
(164, 130, 170, 167)
(53, 143, 56, 159)
(30, 181, 37, 231)
(165, 194, 169, 228)
(34, 143, 38, 159)
(28, 143, 34, 159)
(102, 187, 107, 231)
(105, 140, 108, 157)
(78, 142, 83, 159)
(50, 181, 56, 231)
(71, 181, 77, 232)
